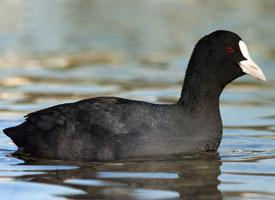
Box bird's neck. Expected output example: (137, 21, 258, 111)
(178, 64, 225, 111)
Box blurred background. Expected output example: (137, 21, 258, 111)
(0, 0, 275, 199)
(1, 0, 275, 117)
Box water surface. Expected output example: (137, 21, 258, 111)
(0, 0, 275, 199)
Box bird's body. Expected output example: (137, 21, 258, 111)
(3, 30, 266, 161)
(5, 96, 222, 161)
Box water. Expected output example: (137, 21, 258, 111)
(1, 0, 275, 199)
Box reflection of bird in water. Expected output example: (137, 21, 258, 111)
(16, 153, 222, 199)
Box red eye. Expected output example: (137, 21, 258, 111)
(226, 46, 234, 53)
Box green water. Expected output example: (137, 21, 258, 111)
(0, 0, 275, 199)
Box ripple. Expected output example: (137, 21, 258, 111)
(219, 173, 275, 194)
(98, 188, 180, 200)
(0, 171, 45, 177)
(96, 172, 179, 179)
(0, 165, 79, 171)
(0, 180, 85, 199)
(131, 189, 180, 200)
(64, 179, 124, 187)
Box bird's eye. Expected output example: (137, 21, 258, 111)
(226, 46, 234, 54)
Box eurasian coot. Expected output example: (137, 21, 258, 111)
(3, 30, 266, 161)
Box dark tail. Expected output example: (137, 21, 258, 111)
(3, 125, 25, 147)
